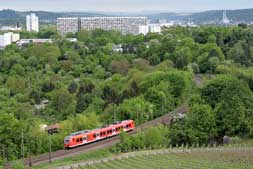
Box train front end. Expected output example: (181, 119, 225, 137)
(64, 136, 72, 148)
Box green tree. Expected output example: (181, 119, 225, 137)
(143, 126, 163, 148)
(174, 47, 192, 69)
(117, 96, 154, 124)
(170, 103, 217, 145)
(76, 94, 92, 114)
(50, 88, 75, 119)
(201, 75, 238, 107)
(215, 79, 253, 136)
(5, 76, 27, 95)
(186, 104, 217, 143)
(68, 81, 78, 94)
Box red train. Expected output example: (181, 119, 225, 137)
(64, 120, 135, 148)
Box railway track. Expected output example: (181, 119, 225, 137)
(5, 105, 188, 168)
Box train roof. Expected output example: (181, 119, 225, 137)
(70, 130, 89, 136)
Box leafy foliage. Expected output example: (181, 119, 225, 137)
(2, 25, 253, 163)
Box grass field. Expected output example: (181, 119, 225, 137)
(78, 148, 253, 169)
(30, 148, 113, 169)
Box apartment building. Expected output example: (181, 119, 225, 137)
(57, 17, 148, 35)
(80, 17, 147, 35)
(57, 18, 79, 35)
(0, 32, 20, 49)
(26, 13, 39, 32)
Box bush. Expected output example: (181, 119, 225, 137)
(12, 161, 25, 169)
(229, 136, 242, 145)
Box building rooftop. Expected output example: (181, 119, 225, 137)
(45, 123, 60, 132)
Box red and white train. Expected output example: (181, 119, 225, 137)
(64, 120, 135, 148)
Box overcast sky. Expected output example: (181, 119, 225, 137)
(0, 0, 253, 12)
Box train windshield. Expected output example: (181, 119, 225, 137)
(64, 136, 71, 143)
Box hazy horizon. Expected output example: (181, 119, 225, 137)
(0, 0, 253, 12)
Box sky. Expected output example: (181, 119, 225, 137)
(0, 0, 253, 12)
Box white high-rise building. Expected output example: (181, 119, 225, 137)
(138, 24, 161, 35)
(0, 33, 11, 48)
(138, 25, 149, 35)
(0, 32, 20, 48)
(26, 13, 39, 32)
(148, 24, 161, 33)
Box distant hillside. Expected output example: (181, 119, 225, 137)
(149, 8, 253, 24)
(0, 9, 106, 26)
(0, 8, 253, 26)
(187, 9, 253, 24)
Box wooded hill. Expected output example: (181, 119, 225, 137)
(1, 8, 253, 25)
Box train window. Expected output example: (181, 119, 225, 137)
(93, 134, 96, 138)
(83, 136, 87, 140)
(107, 130, 110, 134)
(96, 133, 99, 137)
(72, 138, 75, 142)
(80, 138, 83, 141)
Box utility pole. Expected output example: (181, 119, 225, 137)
(28, 150, 32, 167)
(28, 140, 32, 167)
(140, 111, 142, 124)
(21, 130, 24, 159)
(114, 107, 116, 122)
(137, 110, 139, 125)
(48, 133, 52, 163)
(164, 95, 166, 115)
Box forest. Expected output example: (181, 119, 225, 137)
(1, 24, 253, 164)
